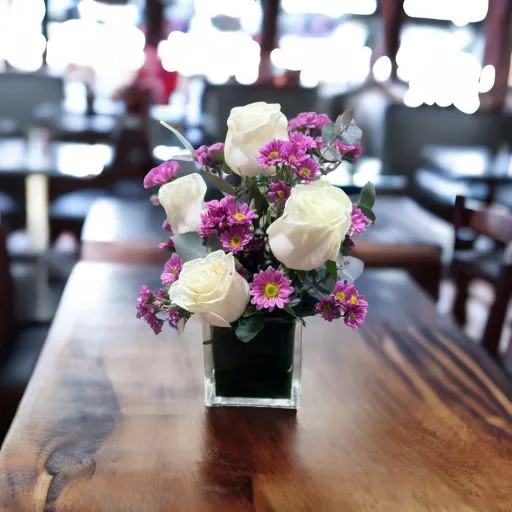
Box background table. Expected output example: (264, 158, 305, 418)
(0, 262, 510, 511)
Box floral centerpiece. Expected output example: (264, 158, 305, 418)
(137, 102, 376, 409)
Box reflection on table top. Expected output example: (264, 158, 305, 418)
(0, 138, 114, 178)
(0, 261, 510, 510)
(422, 145, 512, 183)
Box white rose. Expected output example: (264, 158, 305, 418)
(158, 173, 207, 235)
(224, 102, 289, 177)
(267, 181, 352, 271)
(169, 250, 249, 327)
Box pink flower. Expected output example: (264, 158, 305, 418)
(149, 194, 160, 206)
(267, 181, 291, 205)
(161, 253, 182, 286)
(220, 226, 253, 254)
(314, 136, 326, 148)
(257, 139, 286, 167)
(344, 303, 367, 329)
(289, 131, 316, 151)
(335, 141, 362, 163)
(158, 238, 174, 251)
(162, 219, 172, 232)
(250, 268, 294, 312)
(294, 157, 319, 183)
(288, 112, 332, 131)
(195, 143, 224, 167)
(351, 205, 372, 234)
(227, 202, 258, 226)
(333, 281, 368, 309)
(168, 308, 181, 328)
(136, 285, 164, 334)
(143, 160, 180, 189)
(199, 195, 242, 236)
(315, 296, 342, 322)
(281, 141, 309, 169)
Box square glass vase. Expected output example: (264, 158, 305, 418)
(202, 318, 302, 409)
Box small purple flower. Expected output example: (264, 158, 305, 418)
(162, 219, 172, 232)
(159, 238, 174, 251)
(168, 308, 181, 328)
(267, 181, 291, 205)
(289, 131, 316, 151)
(351, 205, 372, 234)
(344, 303, 367, 329)
(250, 268, 294, 312)
(143, 160, 180, 189)
(136, 285, 164, 334)
(227, 202, 258, 226)
(195, 142, 224, 167)
(333, 281, 368, 309)
(149, 194, 160, 206)
(288, 112, 332, 131)
(315, 296, 342, 322)
(335, 141, 362, 164)
(281, 141, 309, 169)
(161, 253, 182, 286)
(220, 226, 253, 254)
(244, 236, 265, 253)
(294, 157, 319, 183)
(344, 235, 355, 249)
(257, 139, 286, 167)
(199, 196, 236, 236)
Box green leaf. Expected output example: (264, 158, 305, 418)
(171, 232, 208, 262)
(283, 304, 298, 319)
(359, 205, 376, 222)
(295, 270, 308, 284)
(205, 235, 223, 252)
(234, 315, 265, 342)
(321, 147, 342, 162)
(204, 171, 236, 195)
(335, 110, 353, 136)
(253, 184, 268, 214)
(358, 181, 376, 209)
(325, 260, 338, 281)
(160, 121, 195, 160)
(340, 123, 363, 145)
(321, 122, 336, 144)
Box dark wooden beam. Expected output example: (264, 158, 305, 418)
(379, 0, 405, 80)
(145, 0, 164, 48)
(258, 0, 280, 83)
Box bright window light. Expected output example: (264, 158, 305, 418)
(404, 0, 488, 26)
(478, 64, 495, 93)
(281, 0, 376, 16)
(77, 0, 140, 25)
(373, 56, 392, 82)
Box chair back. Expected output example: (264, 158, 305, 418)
(0, 225, 14, 357)
(453, 196, 512, 366)
(382, 104, 505, 177)
(201, 84, 320, 143)
(0, 73, 64, 134)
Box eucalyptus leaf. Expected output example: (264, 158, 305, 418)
(205, 235, 223, 252)
(321, 146, 342, 162)
(338, 256, 365, 282)
(359, 205, 376, 222)
(339, 123, 363, 145)
(204, 171, 236, 195)
(358, 181, 376, 209)
(234, 315, 265, 342)
(168, 154, 195, 162)
(335, 110, 353, 135)
(171, 232, 208, 262)
(160, 121, 195, 159)
(321, 122, 336, 144)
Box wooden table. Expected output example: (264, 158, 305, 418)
(1, 262, 511, 511)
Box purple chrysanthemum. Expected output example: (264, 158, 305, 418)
(294, 157, 319, 182)
(162, 219, 172, 232)
(227, 202, 258, 226)
(289, 131, 316, 151)
(168, 308, 181, 328)
(250, 267, 294, 312)
(136, 285, 164, 334)
(333, 281, 368, 309)
(195, 142, 224, 167)
(351, 205, 372, 234)
(161, 253, 182, 286)
(143, 160, 180, 189)
(220, 225, 253, 254)
(315, 296, 342, 322)
(344, 303, 367, 329)
(335, 141, 362, 164)
(281, 141, 309, 169)
(257, 139, 286, 167)
(288, 112, 332, 131)
(159, 238, 174, 251)
(244, 236, 265, 253)
(199, 195, 242, 236)
(267, 181, 291, 205)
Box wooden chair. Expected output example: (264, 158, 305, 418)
(452, 195, 512, 364)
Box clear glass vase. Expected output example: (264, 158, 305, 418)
(202, 318, 302, 409)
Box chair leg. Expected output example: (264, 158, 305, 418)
(409, 263, 442, 302)
(482, 281, 512, 359)
(453, 272, 470, 326)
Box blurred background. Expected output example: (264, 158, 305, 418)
(0, 0, 511, 438)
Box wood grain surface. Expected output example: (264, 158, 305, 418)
(0, 263, 511, 511)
